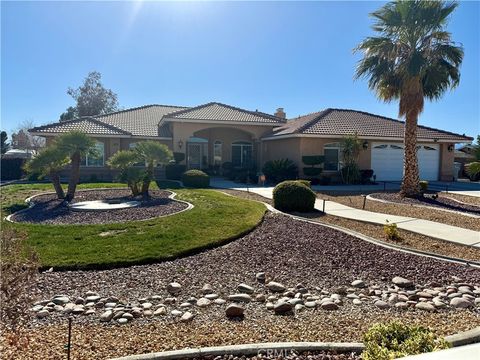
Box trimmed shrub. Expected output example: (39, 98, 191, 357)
(166, 164, 186, 180)
(262, 159, 298, 183)
(303, 167, 322, 177)
(1, 158, 26, 180)
(360, 169, 374, 184)
(182, 169, 210, 188)
(363, 321, 450, 360)
(296, 179, 311, 188)
(173, 152, 185, 164)
(273, 180, 316, 212)
(384, 221, 401, 242)
(302, 155, 324, 166)
(419, 180, 429, 193)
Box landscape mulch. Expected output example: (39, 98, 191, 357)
(9, 189, 188, 225)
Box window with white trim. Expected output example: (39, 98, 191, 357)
(324, 142, 341, 171)
(231, 141, 252, 168)
(82, 141, 104, 167)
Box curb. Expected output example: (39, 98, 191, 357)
(366, 194, 480, 219)
(4, 188, 194, 224)
(109, 327, 480, 360)
(109, 342, 365, 360)
(445, 326, 480, 347)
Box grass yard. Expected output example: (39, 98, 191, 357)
(1, 183, 266, 270)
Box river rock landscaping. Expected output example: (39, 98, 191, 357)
(9, 189, 189, 225)
(5, 212, 480, 359)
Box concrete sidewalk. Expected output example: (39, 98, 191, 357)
(211, 179, 480, 248)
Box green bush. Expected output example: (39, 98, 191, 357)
(273, 180, 316, 212)
(303, 167, 322, 177)
(384, 221, 401, 242)
(262, 159, 298, 183)
(296, 179, 311, 188)
(363, 322, 450, 360)
(419, 180, 429, 193)
(341, 163, 361, 184)
(166, 164, 187, 180)
(182, 169, 210, 188)
(302, 155, 324, 166)
(1, 158, 26, 180)
(173, 152, 185, 163)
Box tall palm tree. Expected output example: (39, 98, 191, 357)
(133, 141, 172, 195)
(355, 0, 463, 197)
(55, 131, 96, 201)
(24, 146, 70, 199)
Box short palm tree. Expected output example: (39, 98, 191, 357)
(133, 141, 172, 195)
(24, 146, 69, 199)
(107, 150, 144, 196)
(55, 131, 96, 201)
(355, 0, 463, 197)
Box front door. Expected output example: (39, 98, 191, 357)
(187, 143, 202, 169)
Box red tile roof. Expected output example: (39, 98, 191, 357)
(269, 108, 472, 142)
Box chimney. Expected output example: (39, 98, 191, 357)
(274, 107, 286, 119)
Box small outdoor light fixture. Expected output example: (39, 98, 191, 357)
(447, 144, 454, 152)
(177, 140, 184, 149)
(362, 140, 369, 150)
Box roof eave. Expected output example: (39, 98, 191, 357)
(262, 133, 472, 143)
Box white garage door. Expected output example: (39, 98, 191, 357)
(371, 143, 440, 181)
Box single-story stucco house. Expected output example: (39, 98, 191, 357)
(29, 102, 472, 182)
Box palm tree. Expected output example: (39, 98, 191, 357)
(55, 131, 96, 201)
(355, 0, 463, 197)
(107, 150, 144, 196)
(24, 147, 69, 199)
(133, 141, 172, 195)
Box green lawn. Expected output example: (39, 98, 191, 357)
(2, 182, 266, 270)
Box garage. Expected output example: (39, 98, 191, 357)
(371, 142, 440, 181)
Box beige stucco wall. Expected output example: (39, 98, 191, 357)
(440, 143, 455, 181)
(171, 122, 277, 167)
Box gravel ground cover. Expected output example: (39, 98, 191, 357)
(220, 189, 480, 262)
(369, 192, 480, 216)
(4, 213, 480, 359)
(316, 193, 480, 231)
(440, 193, 480, 206)
(9, 189, 188, 225)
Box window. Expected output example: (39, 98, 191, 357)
(82, 141, 104, 167)
(213, 141, 222, 166)
(231, 141, 252, 168)
(390, 145, 403, 150)
(324, 142, 341, 171)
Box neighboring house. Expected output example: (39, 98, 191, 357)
(455, 144, 477, 178)
(29, 102, 472, 182)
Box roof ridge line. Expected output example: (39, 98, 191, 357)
(164, 101, 286, 123)
(95, 104, 189, 118)
(295, 109, 333, 134)
(87, 117, 132, 135)
(327, 108, 471, 140)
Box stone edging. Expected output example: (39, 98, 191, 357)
(366, 194, 480, 219)
(109, 342, 365, 360)
(4, 188, 194, 224)
(109, 327, 480, 360)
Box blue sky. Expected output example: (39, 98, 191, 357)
(2, 1, 479, 139)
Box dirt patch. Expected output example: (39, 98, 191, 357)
(9, 189, 189, 225)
